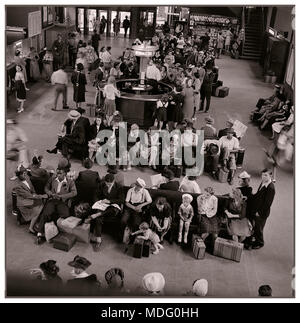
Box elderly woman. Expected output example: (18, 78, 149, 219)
(12, 164, 47, 233)
(149, 197, 172, 243)
(121, 178, 152, 233)
(197, 187, 218, 242)
(225, 188, 253, 243)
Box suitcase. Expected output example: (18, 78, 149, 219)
(57, 218, 75, 234)
(60, 216, 82, 229)
(217, 86, 229, 98)
(72, 223, 90, 243)
(52, 233, 76, 252)
(192, 234, 202, 244)
(86, 104, 96, 117)
(133, 237, 144, 258)
(218, 167, 229, 183)
(142, 240, 151, 257)
(192, 237, 206, 259)
(123, 226, 131, 245)
(213, 237, 243, 262)
(236, 149, 245, 168)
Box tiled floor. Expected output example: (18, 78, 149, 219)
(6, 37, 294, 297)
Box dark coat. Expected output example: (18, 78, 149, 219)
(71, 71, 87, 103)
(77, 116, 90, 141)
(75, 170, 101, 203)
(251, 182, 275, 218)
(98, 181, 125, 205)
(159, 180, 180, 191)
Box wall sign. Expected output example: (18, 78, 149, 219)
(28, 11, 42, 38)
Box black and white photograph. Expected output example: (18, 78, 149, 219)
(4, 2, 295, 300)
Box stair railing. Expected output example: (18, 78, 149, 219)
(241, 6, 246, 56)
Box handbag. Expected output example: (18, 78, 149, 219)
(44, 221, 59, 242)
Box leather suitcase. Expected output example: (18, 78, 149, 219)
(218, 167, 229, 183)
(72, 223, 90, 243)
(192, 237, 206, 259)
(133, 237, 144, 258)
(217, 86, 229, 98)
(53, 233, 76, 252)
(142, 240, 151, 257)
(236, 149, 245, 168)
(213, 237, 243, 262)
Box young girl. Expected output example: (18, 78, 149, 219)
(15, 65, 29, 113)
(103, 76, 120, 125)
(132, 222, 164, 255)
(178, 194, 194, 243)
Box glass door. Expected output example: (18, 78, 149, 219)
(87, 9, 97, 33)
(98, 10, 108, 34)
(119, 11, 131, 36)
(77, 8, 84, 32)
(110, 10, 118, 36)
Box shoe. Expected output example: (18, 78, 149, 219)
(178, 234, 182, 243)
(93, 241, 101, 252)
(36, 236, 43, 245)
(63, 106, 69, 110)
(153, 250, 159, 255)
(252, 243, 264, 250)
(17, 108, 24, 114)
(183, 236, 188, 244)
(29, 229, 37, 235)
(46, 148, 58, 154)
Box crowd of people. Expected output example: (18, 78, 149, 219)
(7, 22, 281, 297)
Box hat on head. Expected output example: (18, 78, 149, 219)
(68, 256, 91, 270)
(104, 173, 115, 183)
(15, 164, 26, 175)
(40, 260, 59, 278)
(135, 178, 146, 188)
(107, 164, 118, 174)
(105, 268, 124, 287)
(227, 119, 235, 127)
(182, 193, 193, 203)
(68, 110, 81, 120)
(192, 279, 208, 296)
(205, 116, 214, 124)
(226, 128, 235, 134)
(76, 107, 86, 115)
(162, 169, 175, 180)
(82, 158, 93, 170)
(76, 63, 84, 71)
(142, 273, 165, 294)
(238, 171, 251, 179)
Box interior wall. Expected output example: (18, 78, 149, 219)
(273, 6, 294, 41)
(6, 6, 40, 27)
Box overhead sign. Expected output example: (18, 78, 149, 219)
(190, 14, 237, 26)
(28, 10, 42, 38)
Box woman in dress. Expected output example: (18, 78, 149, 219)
(197, 186, 218, 243)
(153, 94, 169, 130)
(71, 63, 87, 108)
(168, 84, 184, 129)
(225, 29, 233, 52)
(182, 78, 194, 120)
(14, 50, 27, 82)
(113, 16, 121, 37)
(28, 47, 41, 81)
(15, 65, 29, 113)
(103, 76, 120, 125)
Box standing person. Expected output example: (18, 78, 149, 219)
(67, 33, 77, 69)
(100, 16, 107, 35)
(225, 29, 233, 53)
(182, 78, 194, 120)
(250, 169, 275, 250)
(122, 16, 130, 38)
(52, 33, 65, 71)
(200, 63, 214, 113)
(193, 72, 201, 119)
(153, 94, 169, 130)
(178, 194, 194, 244)
(146, 60, 162, 94)
(91, 29, 100, 57)
(113, 15, 121, 37)
(50, 65, 69, 111)
(71, 63, 87, 108)
(169, 84, 184, 129)
(216, 32, 224, 58)
(103, 76, 120, 125)
(101, 47, 113, 72)
(14, 50, 27, 82)
(75, 51, 88, 75)
(86, 40, 97, 73)
(28, 47, 41, 81)
(197, 187, 218, 244)
(42, 49, 53, 83)
(93, 17, 101, 35)
(14, 65, 29, 113)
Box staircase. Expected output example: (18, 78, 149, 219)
(241, 7, 264, 60)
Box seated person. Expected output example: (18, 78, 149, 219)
(251, 92, 282, 122)
(225, 188, 252, 243)
(259, 100, 291, 130)
(202, 139, 220, 180)
(121, 178, 152, 235)
(12, 164, 46, 233)
(271, 105, 294, 140)
(87, 173, 124, 252)
(149, 197, 172, 243)
(219, 128, 240, 185)
(107, 164, 125, 186)
(254, 84, 281, 111)
(179, 175, 201, 194)
(75, 158, 101, 204)
(27, 155, 49, 194)
(201, 116, 217, 140)
(218, 119, 236, 138)
(159, 169, 180, 191)
(122, 62, 138, 79)
(35, 167, 77, 245)
(88, 112, 107, 161)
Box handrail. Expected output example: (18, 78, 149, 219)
(241, 7, 246, 56)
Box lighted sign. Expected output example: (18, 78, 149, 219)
(134, 50, 155, 57)
(268, 27, 277, 37)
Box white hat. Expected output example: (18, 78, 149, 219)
(182, 194, 193, 203)
(238, 171, 251, 179)
(68, 110, 81, 120)
(192, 279, 208, 296)
(136, 178, 146, 188)
(142, 273, 165, 294)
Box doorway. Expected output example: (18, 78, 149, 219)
(77, 8, 84, 32)
(98, 10, 108, 34)
(87, 9, 97, 33)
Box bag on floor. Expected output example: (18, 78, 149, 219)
(213, 237, 243, 262)
(142, 240, 151, 257)
(123, 226, 131, 245)
(218, 167, 229, 183)
(52, 232, 76, 252)
(44, 221, 59, 242)
(133, 237, 144, 258)
(192, 237, 206, 259)
(72, 223, 90, 243)
(236, 149, 245, 168)
(217, 86, 229, 98)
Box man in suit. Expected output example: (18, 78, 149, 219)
(61, 110, 87, 159)
(159, 169, 180, 191)
(12, 164, 46, 232)
(85, 174, 124, 252)
(36, 167, 77, 244)
(250, 169, 275, 249)
(75, 158, 101, 204)
(76, 107, 91, 141)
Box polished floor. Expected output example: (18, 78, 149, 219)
(6, 37, 294, 297)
